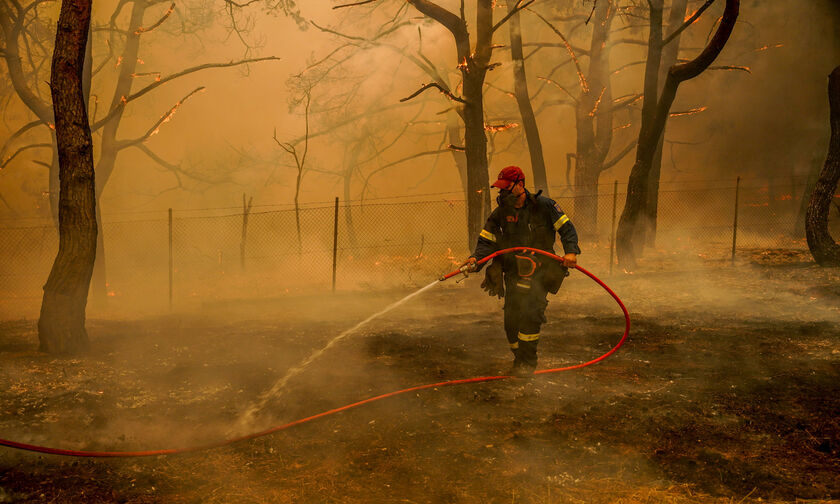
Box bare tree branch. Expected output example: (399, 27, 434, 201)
(400, 82, 467, 104)
(131, 142, 179, 170)
(1, 142, 51, 168)
(663, 0, 716, 46)
(118, 86, 205, 147)
(0, 118, 45, 161)
(134, 2, 175, 35)
(530, 9, 589, 93)
(361, 148, 449, 200)
(492, 0, 535, 33)
(333, 0, 378, 9)
(91, 57, 280, 131)
(603, 140, 637, 170)
(706, 64, 751, 73)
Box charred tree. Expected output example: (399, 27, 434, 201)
(644, 0, 688, 246)
(534, 2, 635, 239)
(507, 0, 547, 196)
(401, 0, 530, 244)
(38, 0, 96, 354)
(617, 0, 739, 270)
(806, 66, 840, 266)
(573, 0, 616, 238)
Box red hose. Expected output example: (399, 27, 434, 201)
(0, 248, 629, 458)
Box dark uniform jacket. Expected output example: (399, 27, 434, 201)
(472, 190, 581, 270)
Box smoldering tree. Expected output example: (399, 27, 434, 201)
(644, 0, 688, 246)
(38, 0, 96, 354)
(805, 66, 840, 266)
(339, 0, 533, 245)
(616, 0, 739, 270)
(532, 1, 639, 238)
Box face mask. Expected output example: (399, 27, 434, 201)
(499, 188, 518, 208)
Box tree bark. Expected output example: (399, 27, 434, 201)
(406, 0, 492, 246)
(573, 0, 615, 239)
(806, 66, 840, 266)
(617, 0, 739, 270)
(645, 0, 688, 247)
(38, 0, 96, 354)
(508, 0, 548, 196)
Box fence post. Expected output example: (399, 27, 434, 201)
(332, 196, 339, 292)
(609, 180, 618, 275)
(168, 208, 173, 310)
(731, 176, 741, 265)
(240, 193, 253, 272)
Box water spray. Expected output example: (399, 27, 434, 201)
(0, 248, 629, 457)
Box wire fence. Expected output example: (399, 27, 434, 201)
(1, 178, 835, 317)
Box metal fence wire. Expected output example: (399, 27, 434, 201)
(1, 179, 837, 315)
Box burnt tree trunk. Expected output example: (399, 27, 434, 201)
(38, 0, 96, 354)
(508, 0, 548, 196)
(573, 0, 615, 239)
(617, 0, 739, 270)
(806, 66, 840, 266)
(407, 0, 493, 246)
(645, 0, 688, 247)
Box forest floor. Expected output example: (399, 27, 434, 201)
(0, 249, 839, 503)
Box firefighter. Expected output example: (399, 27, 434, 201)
(466, 165, 580, 377)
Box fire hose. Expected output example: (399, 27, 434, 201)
(0, 247, 629, 458)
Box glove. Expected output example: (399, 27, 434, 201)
(542, 259, 569, 294)
(481, 259, 505, 298)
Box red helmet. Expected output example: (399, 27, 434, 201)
(491, 165, 525, 190)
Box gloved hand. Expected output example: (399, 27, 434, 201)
(481, 259, 504, 298)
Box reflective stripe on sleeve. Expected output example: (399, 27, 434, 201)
(553, 214, 570, 230)
(518, 332, 540, 342)
(479, 229, 497, 242)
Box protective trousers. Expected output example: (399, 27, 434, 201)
(503, 271, 549, 370)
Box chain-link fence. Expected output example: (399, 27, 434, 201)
(1, 178, 836, 317)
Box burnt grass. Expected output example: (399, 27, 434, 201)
(1, 256, 839, 503)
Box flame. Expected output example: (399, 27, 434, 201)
(120, 96, 127, 105)
(48, 123, 55, 130)
(613, 122, 631, 131)
(779, 194, 792, 201)
(137, 58, 145, 65)
(669, 106, 708, 117)
(116, 56, 123, 67)
(457, 57, 468, 70)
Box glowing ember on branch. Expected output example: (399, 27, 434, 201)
(589, 87, 606, 117)
(612, 123, 631, 131)
(754, 43, 784, 52)
(669, 106, 708, 117)
(485, 123, 519, 132)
